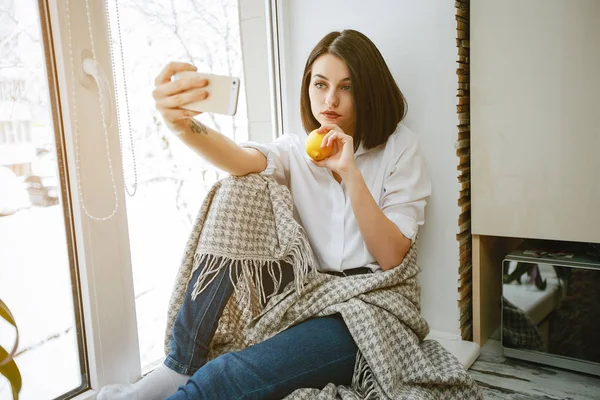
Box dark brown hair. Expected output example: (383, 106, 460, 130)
(300, 30, 407, 151)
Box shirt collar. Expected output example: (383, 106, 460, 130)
(354, 141, 381, 157)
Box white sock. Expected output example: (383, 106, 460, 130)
(97, 363, 190, 400)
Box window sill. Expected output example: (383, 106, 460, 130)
(426, 330, 481, 370)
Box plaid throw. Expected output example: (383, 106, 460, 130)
(165, 174, 483, 399)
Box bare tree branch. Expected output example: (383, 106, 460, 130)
(168, 0, 194, 63)
(189, 2, 224, 37)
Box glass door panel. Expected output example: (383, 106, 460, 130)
(0, 0, 87, 398)
(106, 0, 248, 368)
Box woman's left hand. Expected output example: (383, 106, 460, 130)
(312, 124, 357, 176)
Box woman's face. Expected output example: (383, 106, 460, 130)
(308, 53, 356, 136)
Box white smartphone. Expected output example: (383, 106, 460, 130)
(172, 71, 240, 116)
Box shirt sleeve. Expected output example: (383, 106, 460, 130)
(380, 135, 432, 243)
(239, 134, 294, 186)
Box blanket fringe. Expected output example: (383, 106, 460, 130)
(352, 350, 380, 400)
(190, 230, 314, 314)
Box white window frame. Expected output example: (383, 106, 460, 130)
(45, 0, 141, 395)
(40, 0, 278, 398)
(239, 0, 285, 142)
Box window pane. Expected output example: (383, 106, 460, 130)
(106, 0, 248, 368)
(0, 0, 87, 398)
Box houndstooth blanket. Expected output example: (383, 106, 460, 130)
(165, 174, 483, 399)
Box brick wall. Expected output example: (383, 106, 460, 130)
(456, 0, 472, 341)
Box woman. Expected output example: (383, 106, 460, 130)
(99, 29, 431, 400)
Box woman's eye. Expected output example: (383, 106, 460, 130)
(342, 85, 352, 92)
(314, 82, 326, 89)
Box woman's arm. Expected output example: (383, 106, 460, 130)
(312, 125, 411, 270)
(153, 62, 266, 176)
(175, 119, 267, 176)
(342, 168, 411, 270)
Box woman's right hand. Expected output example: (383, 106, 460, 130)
(152, 62, 209, 134)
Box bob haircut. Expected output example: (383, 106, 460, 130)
(300, 30, 407, 151)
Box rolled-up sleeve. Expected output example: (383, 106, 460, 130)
(381, 136, 432, 242)
(239, 134, 294, 186)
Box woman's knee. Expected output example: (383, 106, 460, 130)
(190, 352, 252, 398)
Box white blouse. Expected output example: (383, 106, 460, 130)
(240, 123, 431, 272)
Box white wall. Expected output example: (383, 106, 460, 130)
(276, 0, 462, 335)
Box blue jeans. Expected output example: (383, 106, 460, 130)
(164, 260, 358, 400)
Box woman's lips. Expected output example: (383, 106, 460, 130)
(322, 111, 341, 119)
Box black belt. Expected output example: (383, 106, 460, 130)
(325, 267, 372, 277)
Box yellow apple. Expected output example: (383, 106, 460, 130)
(305, 129, 333, 161)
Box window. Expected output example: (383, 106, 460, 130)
(0, 0, 275, 398)
(0, 0, 87, 398)
(105, 0, 249, 369)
